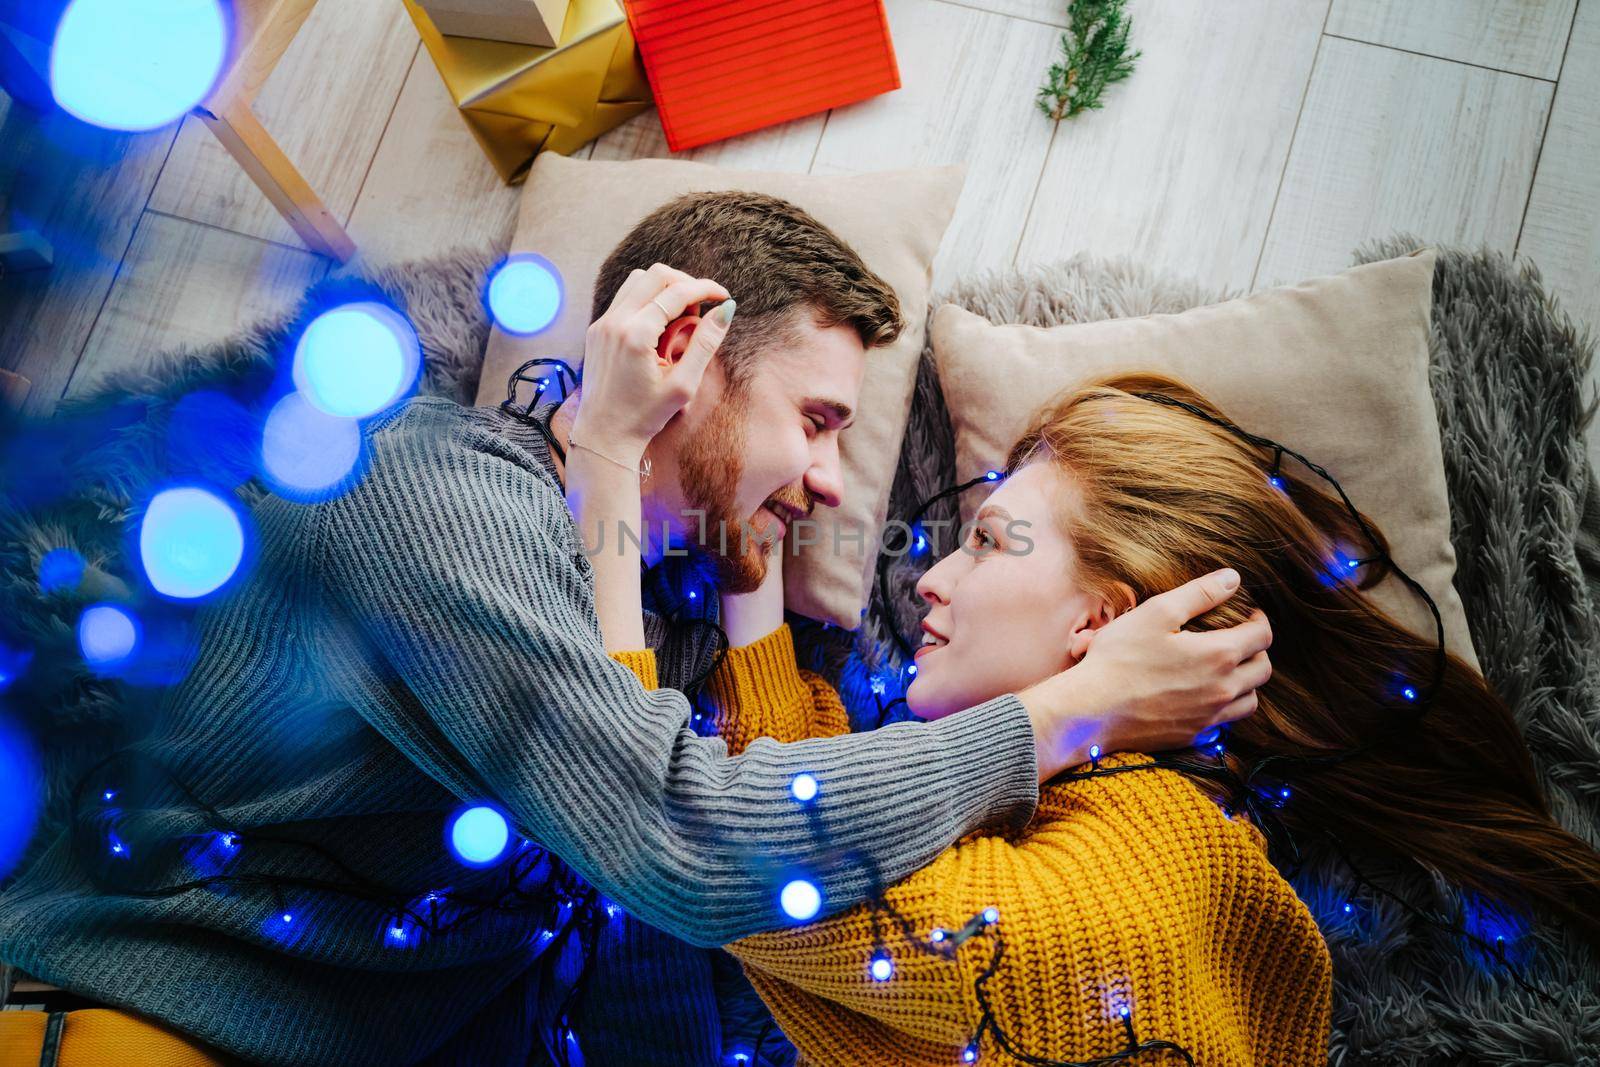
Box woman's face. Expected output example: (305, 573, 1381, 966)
(908, 461, 1120, 720)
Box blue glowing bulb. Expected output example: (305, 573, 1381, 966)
(260, 392, 362, 500)
(982, 906, 999, 925)
(1402, 686, 1417, 701)
(1268, 474, 1285, 490)
(281, 912, 293, 924)
(387, 924, 408, 945)
(962, 1041, 979, 1063)
(486, 254, 563, 336)
(1119, 1005, 1130, 1019)
(906, 665, 917, 677)
(870, 952, 893, 981)
(790, 773, 819, 803)
(38, 548, 86, 594)
(1279, 787, 1291, 800)
(102, 789, 116, 803)
(78, 604, 139, 668)
(0, 643, 26, 693)
(292, 303, 420, 419)
(108, 833, 127, 856)
(780, 878, 822, 921)
(1342, 902, 1353, 914)
(688, 591, 698, 600)
(50, 0, 227, 132)
(138, 486, 245, 598)
(219, 831, 239, 850)
(930, 927, 947, 943)
(985, 470, 1000, 481)
(1089, 744, 1101, 760)
(449, 805, 510, 866)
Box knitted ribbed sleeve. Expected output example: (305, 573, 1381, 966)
(310, 398, 1041, 948)
(637, 623, 1334, 1066)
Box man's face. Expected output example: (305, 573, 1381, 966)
(651, 308, 866, 593)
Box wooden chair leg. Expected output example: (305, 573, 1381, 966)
(0, 369, 32, 414)
(196, 100, 357, 264)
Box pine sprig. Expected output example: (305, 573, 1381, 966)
(1035, 0, 1140, 122)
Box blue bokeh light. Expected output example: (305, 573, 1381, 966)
(260, 392, 363, 501)
(0, 643, 33, 693)
(78, 604, 140, 669)
(292, 303, 421, 419)
(50, 0, 228, 132)
(138, 486, 245, 599)
(449, 804, 511, 867)
(486, 253, 564, 336)
(0, 713, 42, 880)
(780, 878, 822, 921)
(39, 547, 87, 594)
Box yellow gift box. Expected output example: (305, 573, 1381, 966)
(403, 0, 653, 183)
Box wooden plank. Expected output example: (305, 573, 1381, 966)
(1017, 0, 1327, 295)
(809, 0, 1066, 294)
(587, 104, 823, 172)
(0, 107, 179, 416)
(1519, 0, 1600, 334)
(197, 100, 356, 262)
(66, 212, 325, 400)
(1327, 0, 1576, 80)
(148, 0, 418, 250)
(211, 0, 322, 105)
(924, 0, 1067, 27)
(1256, 36, 1552, 289)
(345, 50, 521, 267)
(1516, 0, 1600, 473)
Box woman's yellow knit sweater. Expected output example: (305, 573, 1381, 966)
(609, 625, 1332, 1066)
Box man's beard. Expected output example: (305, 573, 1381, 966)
(677, 397, 770, 595)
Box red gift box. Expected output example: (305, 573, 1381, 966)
(621, 0, 901, 151)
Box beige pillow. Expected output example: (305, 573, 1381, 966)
(932, 250, 1482, 675)
(477, 153, 966, 628)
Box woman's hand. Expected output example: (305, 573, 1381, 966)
(1016, 569, 1272, 780)
(570, 262, 735, 461)
(566, 262, 734, 653)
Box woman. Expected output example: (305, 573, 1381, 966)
(567, 317, 1600, 1062)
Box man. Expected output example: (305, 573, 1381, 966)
(0, 191, 1271, 1066)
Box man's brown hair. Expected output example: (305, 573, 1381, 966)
(591, 190, 904, 392)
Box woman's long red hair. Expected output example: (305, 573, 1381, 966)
(1004, 372, 1600, 948)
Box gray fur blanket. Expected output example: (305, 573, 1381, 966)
(2, 239, 1596, 1063)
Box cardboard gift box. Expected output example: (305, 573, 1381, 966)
(621, 0, 901, 152)
(414, 0, 570, 47)
(404, 0, 653, 183)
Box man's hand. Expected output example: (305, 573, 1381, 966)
(1017, 568, 1272, 780)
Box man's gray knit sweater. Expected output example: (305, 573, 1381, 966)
(0, 396, 1039, 1066)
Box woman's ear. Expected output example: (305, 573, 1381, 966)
(1068, 583, 1137, 664)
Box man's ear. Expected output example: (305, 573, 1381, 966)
(656, 313, 704, 368)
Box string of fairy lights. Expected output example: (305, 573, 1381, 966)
(14, 264, 1555, 1066)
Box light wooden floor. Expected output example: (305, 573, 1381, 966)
(3, 0, 1597, 461)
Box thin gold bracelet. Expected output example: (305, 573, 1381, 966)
(568, 437, 651, 480)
